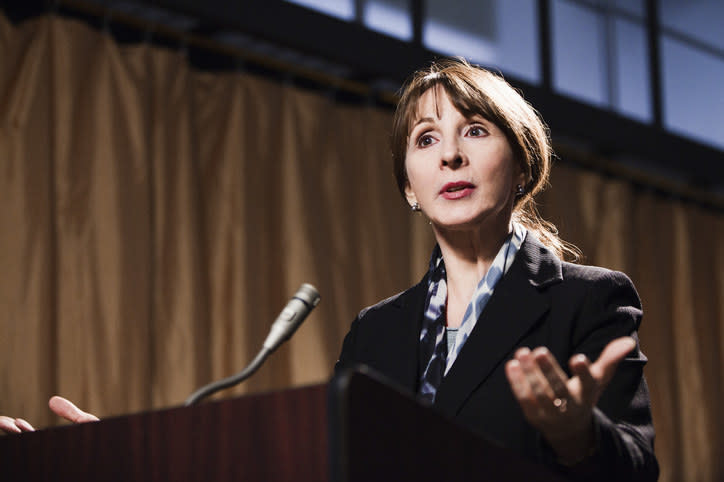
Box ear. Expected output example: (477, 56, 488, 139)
(514, 164, 527, 192)
(516, 172, 526, 191)
(404, 181, 417, 208)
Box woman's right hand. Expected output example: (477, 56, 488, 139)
(0, 396, 99, 434)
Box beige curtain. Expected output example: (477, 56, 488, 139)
(1, 13, 722, 482)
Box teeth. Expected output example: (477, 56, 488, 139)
(447, 186, 466, 192)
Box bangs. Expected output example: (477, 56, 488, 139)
(402, 71, 501, 138)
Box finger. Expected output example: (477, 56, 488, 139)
(519, 349, 556, 402)
(590, 337, 636, 385)
(0, 415, 22, 433)
(506, 359, 531, 399)
(514, 347, 531, 358)
(569, 354, 596, 402)
(505, 359, 541, 419)
(533, 347, 570, 398)
(48, 396, 99, 424)
(14, 418, 35, 432)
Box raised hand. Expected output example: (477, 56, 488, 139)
(505, 336, 636, 464)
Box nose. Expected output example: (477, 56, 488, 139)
(440, 139, 464, 169)
(442, 155, 463, 168)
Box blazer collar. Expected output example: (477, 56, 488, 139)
(433, 234, 563, 417)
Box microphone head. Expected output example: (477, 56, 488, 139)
(262, 283, 321, 352)
(295, 283, 321, 308)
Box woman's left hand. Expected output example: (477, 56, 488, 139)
(504, 336, 636, 465)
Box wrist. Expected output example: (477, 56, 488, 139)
(545, 417, 597, 466)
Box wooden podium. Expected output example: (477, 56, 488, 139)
(1, 368, 567, 481)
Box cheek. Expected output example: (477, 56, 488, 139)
(404, 154, 425, 185)
(483, 151, 516, 184)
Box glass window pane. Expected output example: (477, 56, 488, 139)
(612, 18, 651, 122)
(284, 0, 355, 21)
(610, 0, 645, 18)
(660, 0, 724, 51)
(580, 0, 645, 18)
(423, 0, 499, 65)
(423, 0, 540, 84)
(362, 0, 413, 41)
(662, 37, 724, 150)
(495, 0, 540, 82)
(552, 0, 607, 106)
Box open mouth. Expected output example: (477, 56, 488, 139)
(441, 182, 474, 194)
(440, 182, 475, 199)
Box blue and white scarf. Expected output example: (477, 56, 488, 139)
(417, 223, 527, 403)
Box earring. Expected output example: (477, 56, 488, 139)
(515, 185, 525, 197)
(411, 202, 421, 212)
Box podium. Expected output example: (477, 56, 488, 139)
(1, 368, 567, 481)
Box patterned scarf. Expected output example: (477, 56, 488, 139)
(417, 223, 526, 403)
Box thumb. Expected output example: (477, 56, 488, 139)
(48, 396, 99, 424)
(591, 336, 636, 386)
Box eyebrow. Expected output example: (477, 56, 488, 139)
(410, 116, 436, 131)
(410, 113, 489, 133)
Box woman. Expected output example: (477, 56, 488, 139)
(335, 59, 658, 481)
(1, 58, 657, 480)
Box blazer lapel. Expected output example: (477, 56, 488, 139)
(433, 236, 563, 417)
(368, 277, 428, 393)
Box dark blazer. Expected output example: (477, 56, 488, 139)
(337, 235, 659, 481)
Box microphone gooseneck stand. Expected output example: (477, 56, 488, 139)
(184, 283, 321, 406)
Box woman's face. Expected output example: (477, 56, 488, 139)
(404, 87, 523, 233)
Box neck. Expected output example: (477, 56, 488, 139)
(432, 217, 513, 319)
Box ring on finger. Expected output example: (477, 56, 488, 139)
(553, 397, 568, 413)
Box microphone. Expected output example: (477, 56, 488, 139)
(184, 284, 320, 406)
(263, 283, 321, 352)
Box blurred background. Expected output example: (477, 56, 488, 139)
(0, 1, 722, 481)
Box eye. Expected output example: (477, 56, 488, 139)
(467, 124, 488, 137)
(416, 133, 435, 148)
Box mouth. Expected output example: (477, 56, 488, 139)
(440, 181, 475, 199)
(440, 181, 474, 194)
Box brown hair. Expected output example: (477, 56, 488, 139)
(391, 58, 580, 261)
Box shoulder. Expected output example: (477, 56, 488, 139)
(561, 260, 634, 285)
(336, 278, 426, 380)
(519, 236, 643, 337)
(355, 280, 426, 321)
(559, 261, 639, 298)
(522, 234, 639, 300)
(559, 261, 641, 306)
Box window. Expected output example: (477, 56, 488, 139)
(611, 17, 651, 121)
(552, 0, 651, 120)
(284, 0, 355, 20)
(660, 0, 724, 52)
(659, 0, 724, 149)
(284, 0, 724, 149)
(423, 0, 540, 83)
(362, 0, 413, 41)
(552, 0, 608, 106)
(662, 38, 724, 150)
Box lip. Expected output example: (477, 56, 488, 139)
(440, 181, 475, 200)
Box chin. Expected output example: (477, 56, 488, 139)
(431, 217, 482, 232)
(431, 210, 510, 234)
